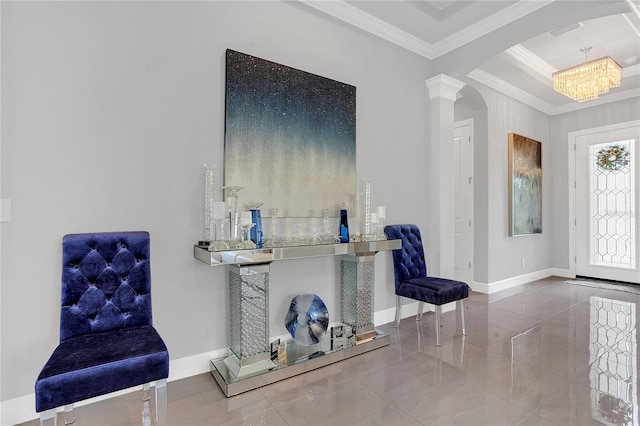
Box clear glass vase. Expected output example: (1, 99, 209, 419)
(223, 186, 244, 244)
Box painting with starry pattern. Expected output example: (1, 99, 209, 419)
(224, 49, 356, 217)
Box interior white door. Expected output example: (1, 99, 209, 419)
(454, 121, 473, 284)
(575, 123, 640, 284)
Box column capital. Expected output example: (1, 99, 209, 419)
(425, 74, 465, 101)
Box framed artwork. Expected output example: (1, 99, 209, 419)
(508, 132, 542, 236)
(224, 49, 356, 217)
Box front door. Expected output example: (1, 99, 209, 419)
(575, 122, 640, 283)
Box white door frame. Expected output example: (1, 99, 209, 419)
(454, 118, 474, 285)
(568, 119, 640, 279)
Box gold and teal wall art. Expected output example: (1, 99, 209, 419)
(508, 132, 542, 236)
(224, 49, 356, 217)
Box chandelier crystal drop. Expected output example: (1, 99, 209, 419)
(552, 47, 622, 102)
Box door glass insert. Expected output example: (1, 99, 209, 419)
(589, 139, 636, 269)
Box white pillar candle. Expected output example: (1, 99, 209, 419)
(212, 202, 226, 219)
(240, 211, 253, 225)
(376, 205, 386, 220)
(370, 212, 379, 223)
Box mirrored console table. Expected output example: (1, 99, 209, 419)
(193, 238, 401, 396)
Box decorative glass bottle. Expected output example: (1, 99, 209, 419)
(245, 202, 264, 249)
(339, 206, 349, 243)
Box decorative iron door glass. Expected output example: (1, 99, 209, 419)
(588, 139, 636, 270)
(224, 49, 357, 218)
(508, 132, 542, 236)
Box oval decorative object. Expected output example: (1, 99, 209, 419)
(284, 294, 329, 346)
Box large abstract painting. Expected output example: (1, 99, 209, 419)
(224, 49, 356, 217)
(508, 132, 542, 236)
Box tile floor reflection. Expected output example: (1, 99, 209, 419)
(19, 276, 639, 425)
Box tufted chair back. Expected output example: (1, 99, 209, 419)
(60, 231, 152, 342)
(384, 224, 428, 291)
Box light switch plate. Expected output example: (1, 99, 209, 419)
(1, 199, 11, 222)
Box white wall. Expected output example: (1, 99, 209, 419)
(0, 0, 433, 410)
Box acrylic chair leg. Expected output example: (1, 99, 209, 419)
(416, 301, 424, 322)
(394, 295, 402, 327)
(142, 383, 152, 426)
(142, 382, 151, 402)
(63, 404, 75, 425)
(435, 305, 442, 346)
(155, 378, 168, 426)
(460, 299, 467, 336)
(39, 408, 57, 426)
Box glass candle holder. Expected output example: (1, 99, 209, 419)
(321, 208, 332, 243)
(283, 208, 293, 245)
(240, 223, 256, 249)
(269, 208, 279, 246)
(211, 217, 230, 251)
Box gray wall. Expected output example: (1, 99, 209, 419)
(1, 1, 432, 401)
(475, 85, 552, 284)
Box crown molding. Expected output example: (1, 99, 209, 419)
(468, 68, 555, 115)
(469, 68, 640, 115)
(298, 0, 435, 58)
(505, 44, 555, 83)
(300, 0, 555, 60)
(433, 0, 554, 57)
(551, 87, 640, 114)
(300, 0, 639, 115)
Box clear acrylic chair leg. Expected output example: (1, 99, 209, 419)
(142, 386, 151, 426)
(155, 378, 167, 426)
(460, 299, 467, 336)
(39, 408, 57, 426)
(416, 301, 424, 321)
(394, 295, 402, 327)
(63, 404, 75, 425)
(142, 383, 151, 402)
(435, 305, 442, 346)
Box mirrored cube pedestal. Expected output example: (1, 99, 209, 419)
(341, 254, 377, 342)
(224, 264, 276, 379)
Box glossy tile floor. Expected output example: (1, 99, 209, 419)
(21, 276, 639, 425)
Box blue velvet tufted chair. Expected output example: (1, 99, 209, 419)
(35, 232, 169, 425)
(384, 224, 469, 346)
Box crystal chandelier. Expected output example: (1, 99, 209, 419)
(552, 47, 622, 102)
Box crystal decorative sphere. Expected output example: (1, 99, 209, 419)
(284, 294, 329, 346)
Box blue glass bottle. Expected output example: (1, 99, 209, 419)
(339, 209, 349, 243)
(250, 209, 264, 248)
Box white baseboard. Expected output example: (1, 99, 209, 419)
(471, 268, 570, 294)
(550, 268, 572, 278)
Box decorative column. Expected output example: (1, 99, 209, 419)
(340, 253, 376, 342)
(225, 264, 276, 379)
(425, 74, 465, 278)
